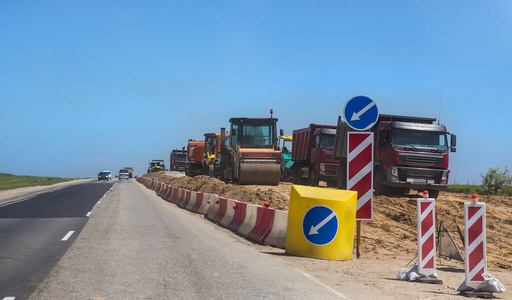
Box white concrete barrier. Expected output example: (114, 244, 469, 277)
(238, 203, 258, 237)
(264, 210, 288, 249)
(219, 199, 236, 227)
(186, 191, 197, 211)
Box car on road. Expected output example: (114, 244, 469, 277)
(98, 170, 112, 181)
(119, 169, 130, 180)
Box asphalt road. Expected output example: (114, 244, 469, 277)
(28, 179, 345, 299)
(0, 180, 115, 300)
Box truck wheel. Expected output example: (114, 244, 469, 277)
(374, 168, 389, 195)
(308, 168, 319, 186)
(336, 159, 347, 189)
(427, 189, 440, 199)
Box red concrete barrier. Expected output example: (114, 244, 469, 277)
(226, 202, 247, 232)
(211, 197, 228, 223)
(179, 190, 191, 208)
(190, 192, 204, 213)
(247, 207, 275, 244)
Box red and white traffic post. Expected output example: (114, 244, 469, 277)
(462, 194, 487, 290)
(347, 132, 374, 220)
(417, 190, 438, 278)
(347, 132, 373, 258)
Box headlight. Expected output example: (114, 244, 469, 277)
(441, 170, 448, 184)
(390, 165, 399, 182)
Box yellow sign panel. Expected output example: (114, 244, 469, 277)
(285, 185, 357, 260)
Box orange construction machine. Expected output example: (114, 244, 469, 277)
(185, 140, 204, 177)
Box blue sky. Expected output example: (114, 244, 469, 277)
(1, 1, 511, 185)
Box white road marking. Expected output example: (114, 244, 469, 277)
(300, 270, 349, 299)
(3, 297, 16, 300)
(97, 201, 101, 204)
(86, 211, 91, 217)
(61, 231, 75, 241)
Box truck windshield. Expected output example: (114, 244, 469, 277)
(174, 154, 186, 160)
(241, 124, 274, 148)
(392, 130, 448, 152)
(320, 134, 335, 151)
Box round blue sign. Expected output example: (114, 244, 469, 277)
(343, 95, 379, 131)
(302, 205, 338, 246)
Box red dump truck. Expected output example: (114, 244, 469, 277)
(170, 149, 187, 171)
(333, 114, 456, 198)
(291, 124, 339, 187)
(185, 140, 205, 177)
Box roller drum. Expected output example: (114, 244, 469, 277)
(238, 160, 280, 185)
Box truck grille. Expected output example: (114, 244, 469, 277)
(397, 167, 444, 183)
(325, 153, 335, 161)
(399, 154, 443, 166)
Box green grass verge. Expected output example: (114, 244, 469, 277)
(447, 184, 482, 194)
(0, 173, 78, 191)
(448, 184, 512, 196)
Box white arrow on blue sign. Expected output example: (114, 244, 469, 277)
(343, 95, 379, 131)
(302, 206, 338, 246)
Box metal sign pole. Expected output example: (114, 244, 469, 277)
(356, 220, 361, 259)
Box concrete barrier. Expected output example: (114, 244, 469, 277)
(197, 193, 211, 215)
(179, 190, 191, 208)
(164, 185, 174, 201)
(238, 203, 258, 237)
(170, 186, 178, 203)
(190, 192, 203, 213)
(247, 207, 275, 244)
(264, 210, 288, 249)
(227, 202, 247, 232)
(137, 182, 287, 249)
(206, 195, 220, 220)
(185, 191, 196, 211)
(211, 197, 228, 224)
(219, 199, 236, 227)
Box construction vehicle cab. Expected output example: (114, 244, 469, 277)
(278, 129, 293, 182)
(185, 140, 204, 177)
(147, 160, 165, 173)
(219, 116, 281, 185)
(203, 133, 221, 176)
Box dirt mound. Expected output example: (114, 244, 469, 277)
(143, 172, 512, 271)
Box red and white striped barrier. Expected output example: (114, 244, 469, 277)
(463, 194, 487, 290)
(417, 190, 437, 277)
(135, 181, 289, 249)
(219, 199, 237, 227)
(347, 132, 373, 220)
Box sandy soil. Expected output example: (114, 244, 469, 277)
(145, 172, 512, 277)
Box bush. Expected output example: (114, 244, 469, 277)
(481, 167, 512, 195)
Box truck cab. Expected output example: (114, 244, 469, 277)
(373, 115, 456, 197)
(291, 124, 338, 186)
(334, 114, 456, 198)
(170, 150, 187, 171)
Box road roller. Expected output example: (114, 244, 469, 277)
(217, 111, 282, 185)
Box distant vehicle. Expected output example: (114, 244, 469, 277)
(278, 129, 293, 182)
(185, 140, 205, 177)
(291, 124, 338, 187)
(123, 167, 134, 178)
(216, 110, 282, 185)
(119, 169, 130, 180)
(98, 170, 112, 181)
(147, 160, 166, 173)
(170, 149, 187, 171)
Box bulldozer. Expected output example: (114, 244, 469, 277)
(147, 159, 166, 173)
(203, 133, 221, 176)
(217, 110, 282, 185)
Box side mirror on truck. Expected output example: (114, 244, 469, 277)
(280, 129, 284, 136)
(378, 129, 389, 146)
(450, 134, 457, 152)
